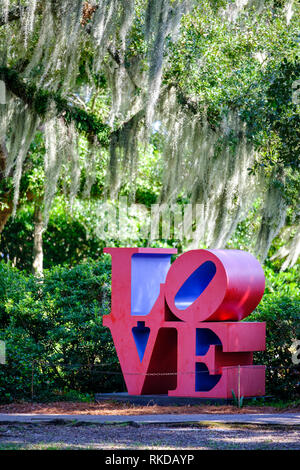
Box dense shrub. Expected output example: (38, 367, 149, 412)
(248, 265, 300, 399)
(0, 257, 124, 403)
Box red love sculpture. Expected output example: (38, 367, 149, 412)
(103, 248, 266, 398)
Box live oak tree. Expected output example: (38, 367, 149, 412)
(0, 0, 299, 274)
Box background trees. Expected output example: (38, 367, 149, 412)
(0, 0, 298, 274)
(0, 257, 299, 402)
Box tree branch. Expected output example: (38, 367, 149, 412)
(0, 66, 111, 147)
(0, 65, 148, 151)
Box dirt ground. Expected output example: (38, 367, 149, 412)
(0, 402, 299, 450)
(0, 421, 299, 450)
(0, 401, 299, 415)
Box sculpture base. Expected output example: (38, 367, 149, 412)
(94, 392, 269, 406)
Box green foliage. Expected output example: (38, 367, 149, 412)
(248, 265, 300, 399)
(231, 389, 244, 408)
(0, 257, 299, 402)
(0, 257, 124, 403)
(244, 57, 300, 197)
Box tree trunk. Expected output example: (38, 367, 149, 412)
(32, 202, 44, 277)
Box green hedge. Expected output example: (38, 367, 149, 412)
(0, 259, 299, 402)
(0, 257, 124, 403)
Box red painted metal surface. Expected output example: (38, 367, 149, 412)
(103, 247, 266, 398)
